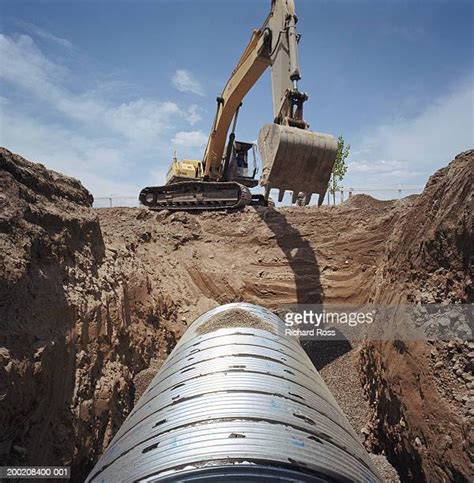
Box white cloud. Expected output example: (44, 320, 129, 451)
(187, 104, 202, 125)
(0, 33, 206, 197)
(0, 100, 139, 194)
(172, 69, 204, 96)
(346, 79, 474, 187)
(0, 34, 191, 145)
(348, 159, 420, 179)
(172, 130, 208, 148)
(0, 34, 68, 91)
(14, 20, 74, 49)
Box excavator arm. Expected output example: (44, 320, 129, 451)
(202, 28, 271, 179)
(203, 0, 302, 178)
(203, 0, 338, 205)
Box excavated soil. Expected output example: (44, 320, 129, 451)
(0, 147, 472, 482)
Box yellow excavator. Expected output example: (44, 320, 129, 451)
(139, 0, 338, 210)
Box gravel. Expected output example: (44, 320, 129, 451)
(303, 340, 401, 482)
(196, 308, 276, 335)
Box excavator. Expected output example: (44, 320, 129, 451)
(139, 0, 338, 211)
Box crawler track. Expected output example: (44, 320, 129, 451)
(139, 181, 252, 211)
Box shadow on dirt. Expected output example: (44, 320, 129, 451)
(254, 206, 352, 370)
(254, 206, 323, 304)
(301, 337, 353, 371)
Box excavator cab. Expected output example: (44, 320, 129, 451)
(225, 140, 258, 188)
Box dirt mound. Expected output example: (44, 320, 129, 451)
(0, 148, 96, 285)
(345, 193, 394, 210)
(0, 146, 472, 481)
(196, 309, 276, 335)
(371, 149, 472, 305)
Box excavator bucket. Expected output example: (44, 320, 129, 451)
(258, 124, 338, 206)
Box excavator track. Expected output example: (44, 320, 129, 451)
(139, 181, 252, 211)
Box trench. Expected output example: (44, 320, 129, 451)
(1, 147, 472, 483)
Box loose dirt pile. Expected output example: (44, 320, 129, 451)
(196, 308, 276, 335)
(0, 146, 472, 481)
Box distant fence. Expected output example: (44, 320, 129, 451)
(93, 186, 424, 208)
(331, 186, 423, 205)
(94, 196, 139, 208)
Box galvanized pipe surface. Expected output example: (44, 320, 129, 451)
(87, 303, 381, 482)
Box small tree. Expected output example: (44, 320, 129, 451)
(328, 135, 350, 205)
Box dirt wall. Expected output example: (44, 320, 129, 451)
(360, 150, 473, 482)
(0, 149, 178, 478)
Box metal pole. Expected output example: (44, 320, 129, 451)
(87, 304, 381, 483)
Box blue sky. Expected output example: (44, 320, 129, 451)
(0, 0, 472, 202)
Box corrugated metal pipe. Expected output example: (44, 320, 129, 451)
(87, 303, 381, 482)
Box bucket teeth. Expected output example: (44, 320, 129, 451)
(278, 189, 285, 202)
(264, 186, 271, 200)
(304, 193, 312, 206)
(291, 192, 298, 204)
